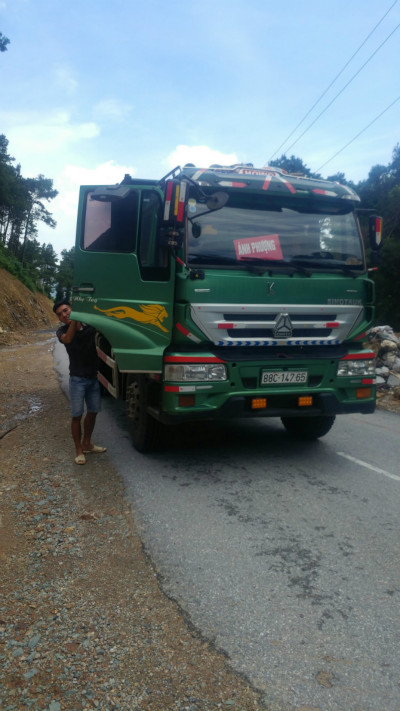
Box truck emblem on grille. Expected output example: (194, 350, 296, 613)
(273, 313, 293, 339)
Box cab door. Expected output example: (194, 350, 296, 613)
(72, 184, 175, 373)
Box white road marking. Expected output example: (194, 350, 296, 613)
(337, 452, 400, 482)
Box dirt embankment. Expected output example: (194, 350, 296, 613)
(0, 267, 58, 346)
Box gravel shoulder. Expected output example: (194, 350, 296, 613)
(0, 332, 266, 711)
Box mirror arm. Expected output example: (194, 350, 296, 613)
(179, 175, 209, 202)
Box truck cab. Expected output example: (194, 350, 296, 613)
(71, 165, 382, 451)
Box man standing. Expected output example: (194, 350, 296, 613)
(53, 301, 106, 465)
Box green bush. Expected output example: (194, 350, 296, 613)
(0, 244, 37, 293)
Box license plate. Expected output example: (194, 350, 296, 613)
(261, 370, 308, 385)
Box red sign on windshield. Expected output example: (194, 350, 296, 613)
(234, 234, 283, 261)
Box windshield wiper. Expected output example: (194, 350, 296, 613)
(239, 256, 311, 275)
(188, 254, 311, 274)
(291, 255, 363, 276)
(188, 254, 239, 265)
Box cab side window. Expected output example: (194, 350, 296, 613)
(138, 190, 170, 280)
(83, 191, 138, 252)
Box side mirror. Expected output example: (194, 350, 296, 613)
(206, 191, 229, 211)
(369, 215, 382, 251)
(192, 223, 201, 239)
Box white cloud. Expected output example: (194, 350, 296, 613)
(53, 65, 78, 94)
(94, 98, 133, 122)
(0, 111, 100, 174)
(5, 111, 99, 157)
(63, 160, 136, 187)
(57, 161, 136, 217)
(167, 145, 240, 170)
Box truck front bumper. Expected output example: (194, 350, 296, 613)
(152, 391, 375, 425)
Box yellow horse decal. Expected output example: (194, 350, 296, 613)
(94, 304, 169, 333)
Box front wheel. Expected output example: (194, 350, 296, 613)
(126, 375, 162, 453)
(281, 415, 336, 440)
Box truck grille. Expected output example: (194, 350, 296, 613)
(190, 303, 363, 346)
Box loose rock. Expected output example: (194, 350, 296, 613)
(364, 326, 400, 412)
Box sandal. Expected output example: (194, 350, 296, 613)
(75, 453, 86, 465)
(83, 445, 107, 454)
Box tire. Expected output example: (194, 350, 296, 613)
(126, 375, 161, 453)
(281, 415, 336, 440)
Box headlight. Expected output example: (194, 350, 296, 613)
(164, 363, 227, 382)
(337, 359, 375, 377)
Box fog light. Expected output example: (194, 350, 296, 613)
(298, 396, 313, 407)
(179, 395, 195, 407)
(356, 388, 371, 399)
(252, 397, 267, 409)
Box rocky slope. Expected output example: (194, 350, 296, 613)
(0, 267, 58, 346)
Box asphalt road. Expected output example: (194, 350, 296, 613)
(55, 341, 400, 711)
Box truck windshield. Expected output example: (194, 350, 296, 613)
(187, 197, 364, 272)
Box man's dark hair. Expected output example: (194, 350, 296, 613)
(53, 300, 71, 314)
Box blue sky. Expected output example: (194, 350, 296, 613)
(1, 0, 399, 256)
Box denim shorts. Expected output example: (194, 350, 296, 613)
(69, 376, 101, 418)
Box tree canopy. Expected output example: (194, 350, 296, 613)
(356, 145, 400, 328)
(0, 133, 62, 296)
(269, 154, 317, 178)
(0, 32, 10, 53)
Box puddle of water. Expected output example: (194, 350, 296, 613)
(34, 337, 56, 347)
(0, 396, 43, 437)
(28, 396, 43, 415)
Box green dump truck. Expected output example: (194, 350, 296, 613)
(71, 164, 382, 451)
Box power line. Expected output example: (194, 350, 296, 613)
(268, 0, 398, 161)
(314, 93, 400, 173)
(275, 19, 400, 158)
(267, 0, 399, 163)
